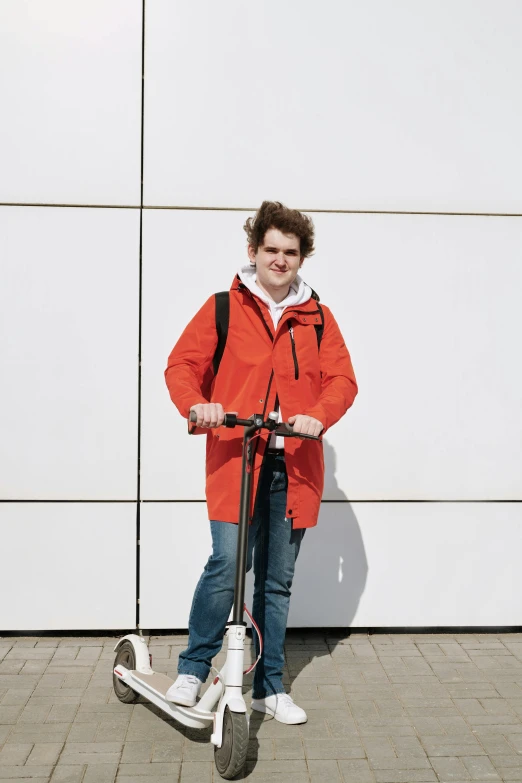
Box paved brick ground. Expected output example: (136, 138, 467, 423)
(1, 631, 522, 782)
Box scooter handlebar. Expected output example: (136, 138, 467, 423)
(188, 410, 321, 440)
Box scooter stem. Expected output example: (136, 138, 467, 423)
(231, 417, 259, 625)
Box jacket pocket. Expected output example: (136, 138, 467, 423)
(289, 324, 299, 380)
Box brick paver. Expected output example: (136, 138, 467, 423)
(1, 632, 522, 781)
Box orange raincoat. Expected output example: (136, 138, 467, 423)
(165, 274, 357, 528)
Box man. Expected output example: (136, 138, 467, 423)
(164, 200, 357, 724)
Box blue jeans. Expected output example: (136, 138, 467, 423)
(178, 453, 305, 699)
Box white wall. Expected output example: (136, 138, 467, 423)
(0, 0, 143, 631)
(1, 0, 521, 631)
(144, 0, 522, 213)
(139, 502, 522, 629)
(0, 207, 140, 500)
(0, 0, 142, 205)
(141, 209, 522, 502)
(0, 505, 136, 631)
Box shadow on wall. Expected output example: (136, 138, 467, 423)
(288, 438, 368, 628)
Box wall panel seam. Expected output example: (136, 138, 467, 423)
(1, 203, 521, 218)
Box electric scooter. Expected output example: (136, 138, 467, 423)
(113, 410, 320, 780)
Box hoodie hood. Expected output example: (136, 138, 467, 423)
(237, 262, 312, 329)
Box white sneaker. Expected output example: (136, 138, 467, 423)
(165, 674, 202, 707)
(251, 693, 307, 724)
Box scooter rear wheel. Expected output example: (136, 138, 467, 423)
(113, 641, 140, 704)
(214, 706, 249, 779)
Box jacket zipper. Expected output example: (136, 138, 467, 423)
(289, 323, 299, 380)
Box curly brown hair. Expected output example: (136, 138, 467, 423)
(243, 201, 315, 258)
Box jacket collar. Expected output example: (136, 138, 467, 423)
(230, 274, 321, 313)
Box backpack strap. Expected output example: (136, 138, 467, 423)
(213, 291, 230, 376)
(213, 291, 323, 378)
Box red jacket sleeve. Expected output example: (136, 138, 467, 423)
(164, 295, 218, 434)
(303, 305, 358, 435)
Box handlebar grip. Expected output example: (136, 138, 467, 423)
(276, 423, 320, 440)
(189, 410, 236, 427)
(188, 410, 320, 440)
(189, 411, 237, 427)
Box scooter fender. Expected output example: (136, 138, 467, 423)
(211, 696, 248, 748)
(224, 697, 247, 714)
(211, 690, 249, 748)
(113, 634, 152, 675)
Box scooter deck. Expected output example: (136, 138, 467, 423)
(131, 670, 173, 698)
(114, 665, 214, 729)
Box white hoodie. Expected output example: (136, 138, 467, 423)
(237, 262, 313, 450)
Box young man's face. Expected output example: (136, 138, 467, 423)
(248, 227, 303, 298)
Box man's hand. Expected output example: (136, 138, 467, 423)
(287, 414, 324, 438)
(189, 403, 237, 428)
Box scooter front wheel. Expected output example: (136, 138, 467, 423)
(214, 706, 249, 780)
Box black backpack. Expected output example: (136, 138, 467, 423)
(212, 290, 324, 377)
